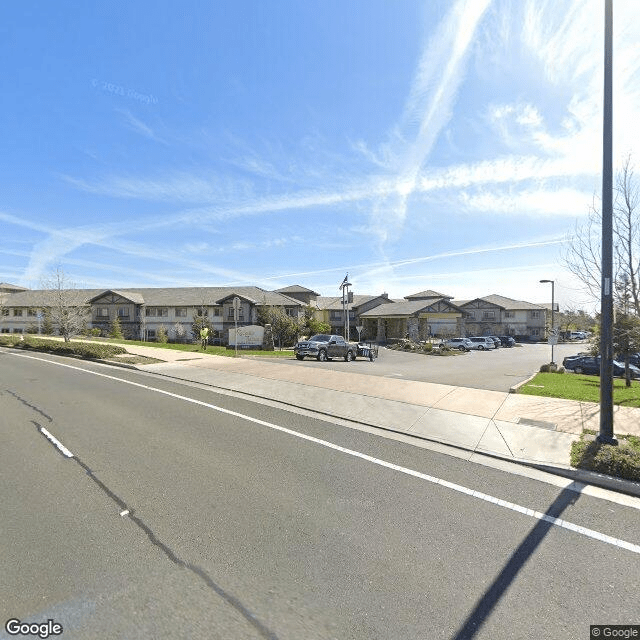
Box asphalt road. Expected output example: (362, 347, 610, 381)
(2, 348, 639, 640)
(285, 342, 585, 391)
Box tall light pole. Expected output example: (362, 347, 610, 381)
(340, 278, 352, 342)
(599, 0, 617, 445)
(540, 279, 555, 365)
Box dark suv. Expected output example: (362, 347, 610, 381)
(562, 355, 640, 378)
(498, 336, 515, 347)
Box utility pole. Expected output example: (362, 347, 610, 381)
(598, 0, 617, 445)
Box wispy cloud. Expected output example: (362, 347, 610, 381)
(366, 0, 492, 246)
(116, 108, 167, 144)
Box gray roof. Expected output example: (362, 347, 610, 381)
(0, 282, 29, 292)
(453, 294, 545, 311)
(275, 284, 320, 296)
(316, 294, 393, 311)
(360, 299, 457, 317)
(4, 286, 303, 308)
(405, 289, 452, 300)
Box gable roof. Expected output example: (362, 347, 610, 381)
(360, 298, 462, 317)
(316, 294, 394, 311)
(275, 285, 320, 296)
(0, 282, 29, 292)
(453, 294, 545, 311)
(4, 286, 303, 308)
(404, 289, 452, 300)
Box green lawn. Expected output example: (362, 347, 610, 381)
(79, 337, 295, 358)
(519, 372, 640, 408)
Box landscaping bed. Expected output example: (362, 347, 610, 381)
(0, 335, 127, 360)
(571, 430, 640, 482)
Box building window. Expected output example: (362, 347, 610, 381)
(213, 307, 221, 316)
(96, 307, 109, 318)
(2, 309, 8, 316)
(118, 307, 129, 318)
(531, 310, 541, 319)
(175, 307, 188, 317)
(482, 311, 495, 320)
(330, 311, 342, 321)
(146, 307, 168, 317)
(504, 311, 515, 318)
(1, 328, 9, 333)
(531, 328, 540, 336)
(195, 308, 209, 317)
(286, 307, 297, 317)
(13, 328, 23, 333)
(465, 312, 475, 320)
(228, 307, 243, 320)
(13, 309, 23, 317)
(27, 308, 37, 317)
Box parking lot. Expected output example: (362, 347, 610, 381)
(279, 342, 584, 392)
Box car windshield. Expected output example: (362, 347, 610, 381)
(309, 335, 331, 342)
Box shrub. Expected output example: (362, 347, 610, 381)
(0, 336, 126, 359)
(157, 325, 168, 344)
(571, 430, 640, 482)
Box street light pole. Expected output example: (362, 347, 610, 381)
(540, 279, 555, 365)
(599, 0, 617, 445)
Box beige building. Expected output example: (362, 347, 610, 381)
(1, 285, 304, 344)
(359, 291, 464, 342)
(453, 294, 547, 339)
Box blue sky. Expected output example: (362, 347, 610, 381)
(2, 0, 640, 309)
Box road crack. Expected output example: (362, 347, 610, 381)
(31, 421, 279, 640)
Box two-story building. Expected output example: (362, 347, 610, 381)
(316, 293, 395, 340)
(1, 285, 304, 343)
(453, 294, 547, 339)
(359, 290, 464, 342)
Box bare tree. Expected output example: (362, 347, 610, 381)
(564, 155, 640, 315)
(41, 268, 89, 342)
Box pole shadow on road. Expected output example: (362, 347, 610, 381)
(452, 485, 581, 639)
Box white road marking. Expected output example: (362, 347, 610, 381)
(10, 351, 640, 555)
(39, 426, 74, 458)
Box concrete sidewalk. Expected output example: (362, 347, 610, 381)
(114, 345, 640, 491)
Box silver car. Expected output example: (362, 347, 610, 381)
(468, 336, 496, 350)
(441, 338, 474, 352)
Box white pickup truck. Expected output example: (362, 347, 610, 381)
(293, 334, 359, 362)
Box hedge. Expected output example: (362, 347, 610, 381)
(0, 336, 127, 359)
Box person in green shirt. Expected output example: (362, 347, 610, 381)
(200, 326, 209, 350)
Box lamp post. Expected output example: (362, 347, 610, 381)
(598, 0, 617, 445)
(539, 279, 555, 365)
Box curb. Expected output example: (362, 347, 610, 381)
(119, 360, 640, 500)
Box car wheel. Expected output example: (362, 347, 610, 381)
(477, 345, 484, 350)
(317, 349, 327, 362)
(345, 350, 353, 362)
(575, 366, 583, 374)
(296, 355, 304, 360)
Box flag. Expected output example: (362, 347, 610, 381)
(339, 273, 349, 289)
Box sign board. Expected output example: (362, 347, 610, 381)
(232, 296, 241, 322)
(548, 335, 559, 345)
(229, 325, 264, 347)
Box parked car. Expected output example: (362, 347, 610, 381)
(569, 331, 587, 340)
(562, 354, 640, 378)
(616, 352, 640, 368)
(468, 337, 496, 350)
(294, 334, 358, 362)
(487, 336, 501, 349)
(498, 336, 516, 347)
(441, 338, 474, 352)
